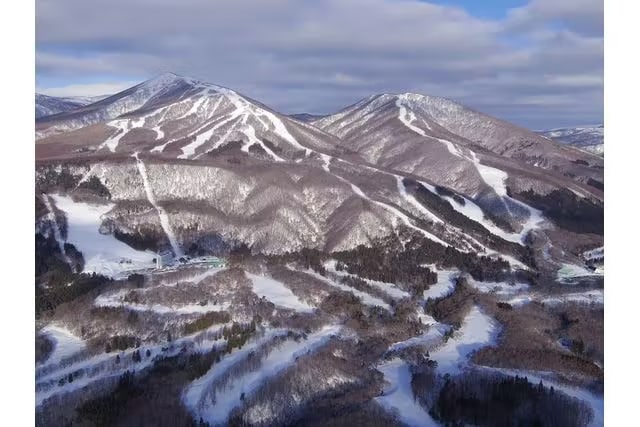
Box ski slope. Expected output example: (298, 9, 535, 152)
(430, 305, 499, 375)
(246, 272, 315, 312)
(375, 358, 439, 427)
(183, 325, 340, 426)
(134, 153, 184, 257)
(50, 194, 156, 277)
(38, 325, 86, 368)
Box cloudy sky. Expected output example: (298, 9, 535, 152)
(35, 0, 603, 129)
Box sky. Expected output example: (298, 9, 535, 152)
(35, 0, 603, 130)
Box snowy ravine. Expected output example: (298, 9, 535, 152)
(50, 194, 156, 277)
(133, 153, 184, 257)
(375, 358, 439, 427)
(396, 175, 443, 224)
(182, 325, 341, 426)
(396, 94, 462, 159)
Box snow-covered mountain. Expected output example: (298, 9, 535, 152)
(313, 93, 602, 172)
(538, 125, 604, 156)
(34, 74, 605, 426)
(36, 73, 342, 161)
(35, 93, 108, 119)
(312, 93, 602, 207)
(36, 74, 603, 266)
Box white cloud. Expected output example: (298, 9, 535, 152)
(35, 0, 603, 128)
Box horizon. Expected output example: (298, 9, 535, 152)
(35, 71, 604, 131)
(36, 0, 603, 129)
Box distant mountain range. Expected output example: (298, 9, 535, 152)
(290, 113, 327, 123)
(537, 125, 604, 156)
(35, 93, 109, 119)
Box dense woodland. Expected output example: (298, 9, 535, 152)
(261, 231, 537, 297)
(429, 373, 592, 427)
(35, 231, 112, 317)
(508, 188, 603, 235)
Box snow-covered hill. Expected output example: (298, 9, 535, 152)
(538, 125, 604, 156)
(35, 94, 108, 119)
(313, 93, 602, 214)
(314, 92, 603, 172)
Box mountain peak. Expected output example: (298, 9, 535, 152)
(139, 72, 200, 91)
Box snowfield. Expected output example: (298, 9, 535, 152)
(469, 151, 508, 197)
(50, 194, 156, 277)
(419, 181, 524, 244)
(387, 322, 450, 353)
(396, 175, 443, 224)
(246, 272, 315, 312)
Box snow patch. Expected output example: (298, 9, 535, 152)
(38, 325, 86, 368)
(423, 269, 458, 300)
(375, 358, 439, 427)
(430, 306, 499, 375)
(303, 268, 392, 311)
(246, 272, 315, 312)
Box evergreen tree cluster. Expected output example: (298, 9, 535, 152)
(430, 374, 592, 427)
(508, 187, 603, 235)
